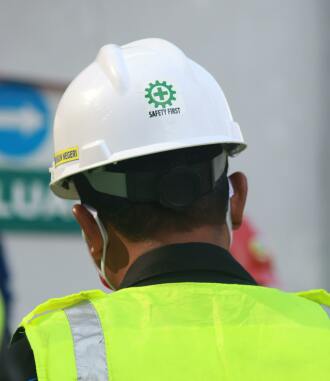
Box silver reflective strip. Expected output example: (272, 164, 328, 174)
(64, 301, 108, 381)
(320, 304, 330, 318)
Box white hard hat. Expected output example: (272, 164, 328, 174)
(50, 38, 246, 199)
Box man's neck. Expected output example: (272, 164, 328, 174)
(107, 224, 230, 289)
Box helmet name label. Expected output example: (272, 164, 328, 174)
(54, 147, 79, 168)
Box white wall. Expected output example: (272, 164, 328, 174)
(0, 0, 329, 329)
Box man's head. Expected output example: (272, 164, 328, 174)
(49, 38, 247, 289)
(72, 145, 247, 289)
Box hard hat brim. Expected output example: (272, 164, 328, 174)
(50, 136, 246, 200)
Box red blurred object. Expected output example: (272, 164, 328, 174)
(231, 218, 276, 286)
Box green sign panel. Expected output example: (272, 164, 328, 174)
(0, 169, 79, 232)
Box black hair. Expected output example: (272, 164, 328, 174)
(74, 145, 229, 241)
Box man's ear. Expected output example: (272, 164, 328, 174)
(72, 204, 103, 264)
(228, 172, 248, 230)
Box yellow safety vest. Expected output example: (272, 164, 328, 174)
(19, 283, 330, 381)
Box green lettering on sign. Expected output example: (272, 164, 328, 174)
(0, 169, 79, 232)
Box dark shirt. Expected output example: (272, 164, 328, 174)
(8, 243, 257, 380)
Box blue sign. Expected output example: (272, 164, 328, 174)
(0, 82, 50, 157)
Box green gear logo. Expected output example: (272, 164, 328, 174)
(145, 80, 176, 108)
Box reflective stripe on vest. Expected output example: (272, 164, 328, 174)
(64, 301, 108, 381)
(322, 305, 330, 317)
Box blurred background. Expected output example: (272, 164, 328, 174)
(0, 0, 329, 332)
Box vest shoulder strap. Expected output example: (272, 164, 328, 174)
(20, 289, 106, 327)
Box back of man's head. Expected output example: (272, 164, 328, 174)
(73, 144, 229, 242)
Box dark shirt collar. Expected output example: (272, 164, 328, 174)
(120, 242, 257, 289)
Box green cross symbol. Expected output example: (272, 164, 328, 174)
(153, 86, 168, 101)
(145, 81, 176, 108)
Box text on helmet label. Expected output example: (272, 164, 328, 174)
(54, 147, 79, 168)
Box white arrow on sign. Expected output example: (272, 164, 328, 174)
(0, 104, 44, 135)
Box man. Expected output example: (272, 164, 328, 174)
(0, 293, 20, 381)
(0, 238, 19, 381)
(9, 38, 330, 380)
(0, 293, 3, 349)
(0, 292, 10, 381)
(0, 237, 11, 345)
